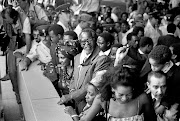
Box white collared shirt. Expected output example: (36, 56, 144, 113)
(79, 50, 91, 65)
(99, 49, 111, 56)
(74, 24, 82, 38)
(138, 49, 144, 55)
(13, 40, 38, 55)
(26, 41, 51, 63)
(161, 61, 174, 73)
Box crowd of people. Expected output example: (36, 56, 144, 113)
(1, 0, 180, 121)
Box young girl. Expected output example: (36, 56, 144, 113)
(64, 70, 107, 121)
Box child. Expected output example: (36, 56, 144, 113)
(63, 70, 107, 121)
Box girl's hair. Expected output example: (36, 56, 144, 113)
(99, 65, 139, 101)
(88, 82, 99, 94)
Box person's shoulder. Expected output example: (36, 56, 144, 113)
(138, 92, 151, 103)
(34, 4, 44, 10)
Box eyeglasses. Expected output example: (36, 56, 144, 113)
(80, 38, 93, 45)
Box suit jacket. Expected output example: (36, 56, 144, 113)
(147, 92, 170, 110)
(69, 46, 111, 102)
(157, 34, 180, 47)
(124, 47, 148, 72)
(166, 65, 180, 104)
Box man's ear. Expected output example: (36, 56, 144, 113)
(147, 81, 150, 88)
(172, 54, 177, 60)
(107, 42, 110, 47)
(58, 34, 62, 40)
(111, 88, 115, 92)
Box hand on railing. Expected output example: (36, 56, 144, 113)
(57, 94, 71, 105)
(20, 60, 28, 71)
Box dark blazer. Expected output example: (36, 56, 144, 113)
(50, 43, 58, 68)
(69, 46, 111, 102)
(157, 34, 180, 47)
(146, 92, 170, 109)
(166, 65, 180, 104)
(126, 47, 148, 72)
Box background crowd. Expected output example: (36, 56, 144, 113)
(1, 0, 180, 121)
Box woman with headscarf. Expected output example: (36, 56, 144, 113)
(56, 45, 78, 95)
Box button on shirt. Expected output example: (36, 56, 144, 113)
(26, 41, 51, 63)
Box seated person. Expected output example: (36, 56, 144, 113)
(147, 71, 179, 121)
(21, 25, 51, 71)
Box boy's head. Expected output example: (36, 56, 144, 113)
(48, 24, 64, 44)
(147, 71, 167, 100)
(97, 32, 114, 52)
(148, 45, 172, 72)
(109, 44, 122, 59)
(139, 37, 153, 54)
(170, 43, 180, 63)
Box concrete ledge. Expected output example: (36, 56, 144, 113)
(17, 61, 72, 121)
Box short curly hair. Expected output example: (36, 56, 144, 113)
(148, 45, 171, 64)
(99, 65, 140, 101)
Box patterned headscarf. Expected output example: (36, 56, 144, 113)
(56, 44, 79, 60)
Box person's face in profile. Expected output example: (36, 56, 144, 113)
(149, 58, 165, 72)
(85, 84, 97, 105)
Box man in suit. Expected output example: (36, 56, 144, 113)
(147, 71, 179, 121)
(58, 28, 111, 113)
(157, 23, 180, 47)
(141, 45, 180, 109)
(123, 36, 153, 73)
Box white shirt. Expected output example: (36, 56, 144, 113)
(111, 13, 118, 22)
(79, 50, 91, 65)
(99, 49, 111, 56)
(13, 40, 38, 55)
(138, 49, 144, 55)
(122, 27, 133, 45)
(74, 24, 82, 38)
(26, 41, 51, 63)
(57, 21, 69, 32)
(144, 20, 161, 46)
(161, 61, 174, 73)
(22, 17, 31, 34)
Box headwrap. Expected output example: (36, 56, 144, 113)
(56, 44, 79, 60)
